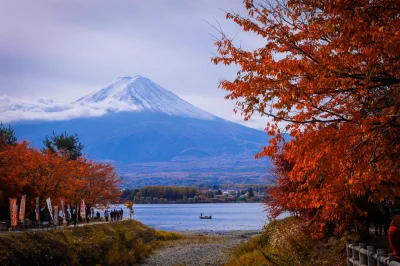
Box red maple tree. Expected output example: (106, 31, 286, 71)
(213, 0, 400, 236)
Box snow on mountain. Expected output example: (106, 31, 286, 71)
(77, 76, 216, 119)
(8, 76, 270, 186)
(0, 76, 216, 123)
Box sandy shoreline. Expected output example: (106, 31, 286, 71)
(138, 229, 261, 266)
(175, 229, 262, 237)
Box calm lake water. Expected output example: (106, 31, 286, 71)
(109, 203, 267, 232)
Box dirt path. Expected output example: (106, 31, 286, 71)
(0, 219, 121, 235)
(138, 230, 260, 266)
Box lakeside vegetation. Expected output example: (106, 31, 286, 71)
(213, 0, 400, 243)
(0, 220, 180, 265)
(0, 124, 121, 221)
(120, 185, 268, 204)
(225, 217, 347, 266)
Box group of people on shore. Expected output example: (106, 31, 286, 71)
(104, 209, 124, 222)
(389, 201, 400, 261)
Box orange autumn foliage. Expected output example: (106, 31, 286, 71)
(213, 0, 400, 236)
(69, 158, 121, 207)
(0, 141, 121, 219)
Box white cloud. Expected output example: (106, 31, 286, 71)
(0, 95, 142, 123)
(1, 92, 271, 131)
(0, 0, 271, 130)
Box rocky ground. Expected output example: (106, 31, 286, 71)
(138, 230, 260, 266)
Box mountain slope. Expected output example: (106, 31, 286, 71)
(76, 76, 215, 120)
(7, 76, 270, 187)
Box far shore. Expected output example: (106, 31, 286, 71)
(123, 201, 264, 205)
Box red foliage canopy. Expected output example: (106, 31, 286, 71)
(213, 0, 400, 236)
(0, 141, 121, 219)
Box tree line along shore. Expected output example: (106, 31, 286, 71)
(0, 124, 121, 228)
(120, 185, 269, 204)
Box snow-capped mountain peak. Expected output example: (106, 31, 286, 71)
(76, 76, 216, 119)
(0, 76, 217, 123)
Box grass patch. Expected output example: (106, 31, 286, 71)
(225, 217, 347, 266)
(154, 230, 181, 241)
(0, 220, 181, 266)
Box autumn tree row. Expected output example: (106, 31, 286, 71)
(122, 186, 201, 201)
(0, 124, 121, 220)
(214, 0, 400, 238)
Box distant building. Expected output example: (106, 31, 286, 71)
(225, 190, 236, 195)
(227, 195, 236, 201)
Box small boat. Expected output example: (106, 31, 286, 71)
(199, 214, 212, 219)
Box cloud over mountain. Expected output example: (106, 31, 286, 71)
(9, 76, 270, 186)
(1, 76, 216, 123)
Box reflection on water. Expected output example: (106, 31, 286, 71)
(106, 203, 267, 232)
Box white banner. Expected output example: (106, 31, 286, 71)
(54, 205, 58, 225)
(67, 204, 71, 218)
(46, 198, 54, 220)
(60, 199, 67, 224)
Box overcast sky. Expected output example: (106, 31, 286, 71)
(0, 0, 268, 130)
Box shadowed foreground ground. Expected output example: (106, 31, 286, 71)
(0, 220, 180, 266)
(138, 230, 260, 266)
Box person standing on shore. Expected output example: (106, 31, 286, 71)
(389, 200, 400, 261)
(71, 208, 77, 227)
(105, 210, 109, 222)
(384, 200, 392, 236)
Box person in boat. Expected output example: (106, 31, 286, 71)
(201, 213, 202, 217)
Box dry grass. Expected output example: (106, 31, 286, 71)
(152, 233, 226, 252)
(225, 217, 347, 266)
(0, 220, 181, 266)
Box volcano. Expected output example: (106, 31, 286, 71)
(4, 76, 271, 187)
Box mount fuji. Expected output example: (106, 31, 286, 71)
(76, 76, 215, 120)
(4, 76, 271, 187)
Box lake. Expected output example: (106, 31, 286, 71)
(108, 203, 267, 232)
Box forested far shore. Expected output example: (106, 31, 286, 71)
(120, 185, 269, 203)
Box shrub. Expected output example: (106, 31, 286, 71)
(0, 220, 179, 266)
(225, 217, 346, 266)
(155, 230, 181, 241)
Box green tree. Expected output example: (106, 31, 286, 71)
(248, 188, 254, 198)
(206, 190, 214, 198)
(43, 131, 84, 160)
(0, 123, 17, 149)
